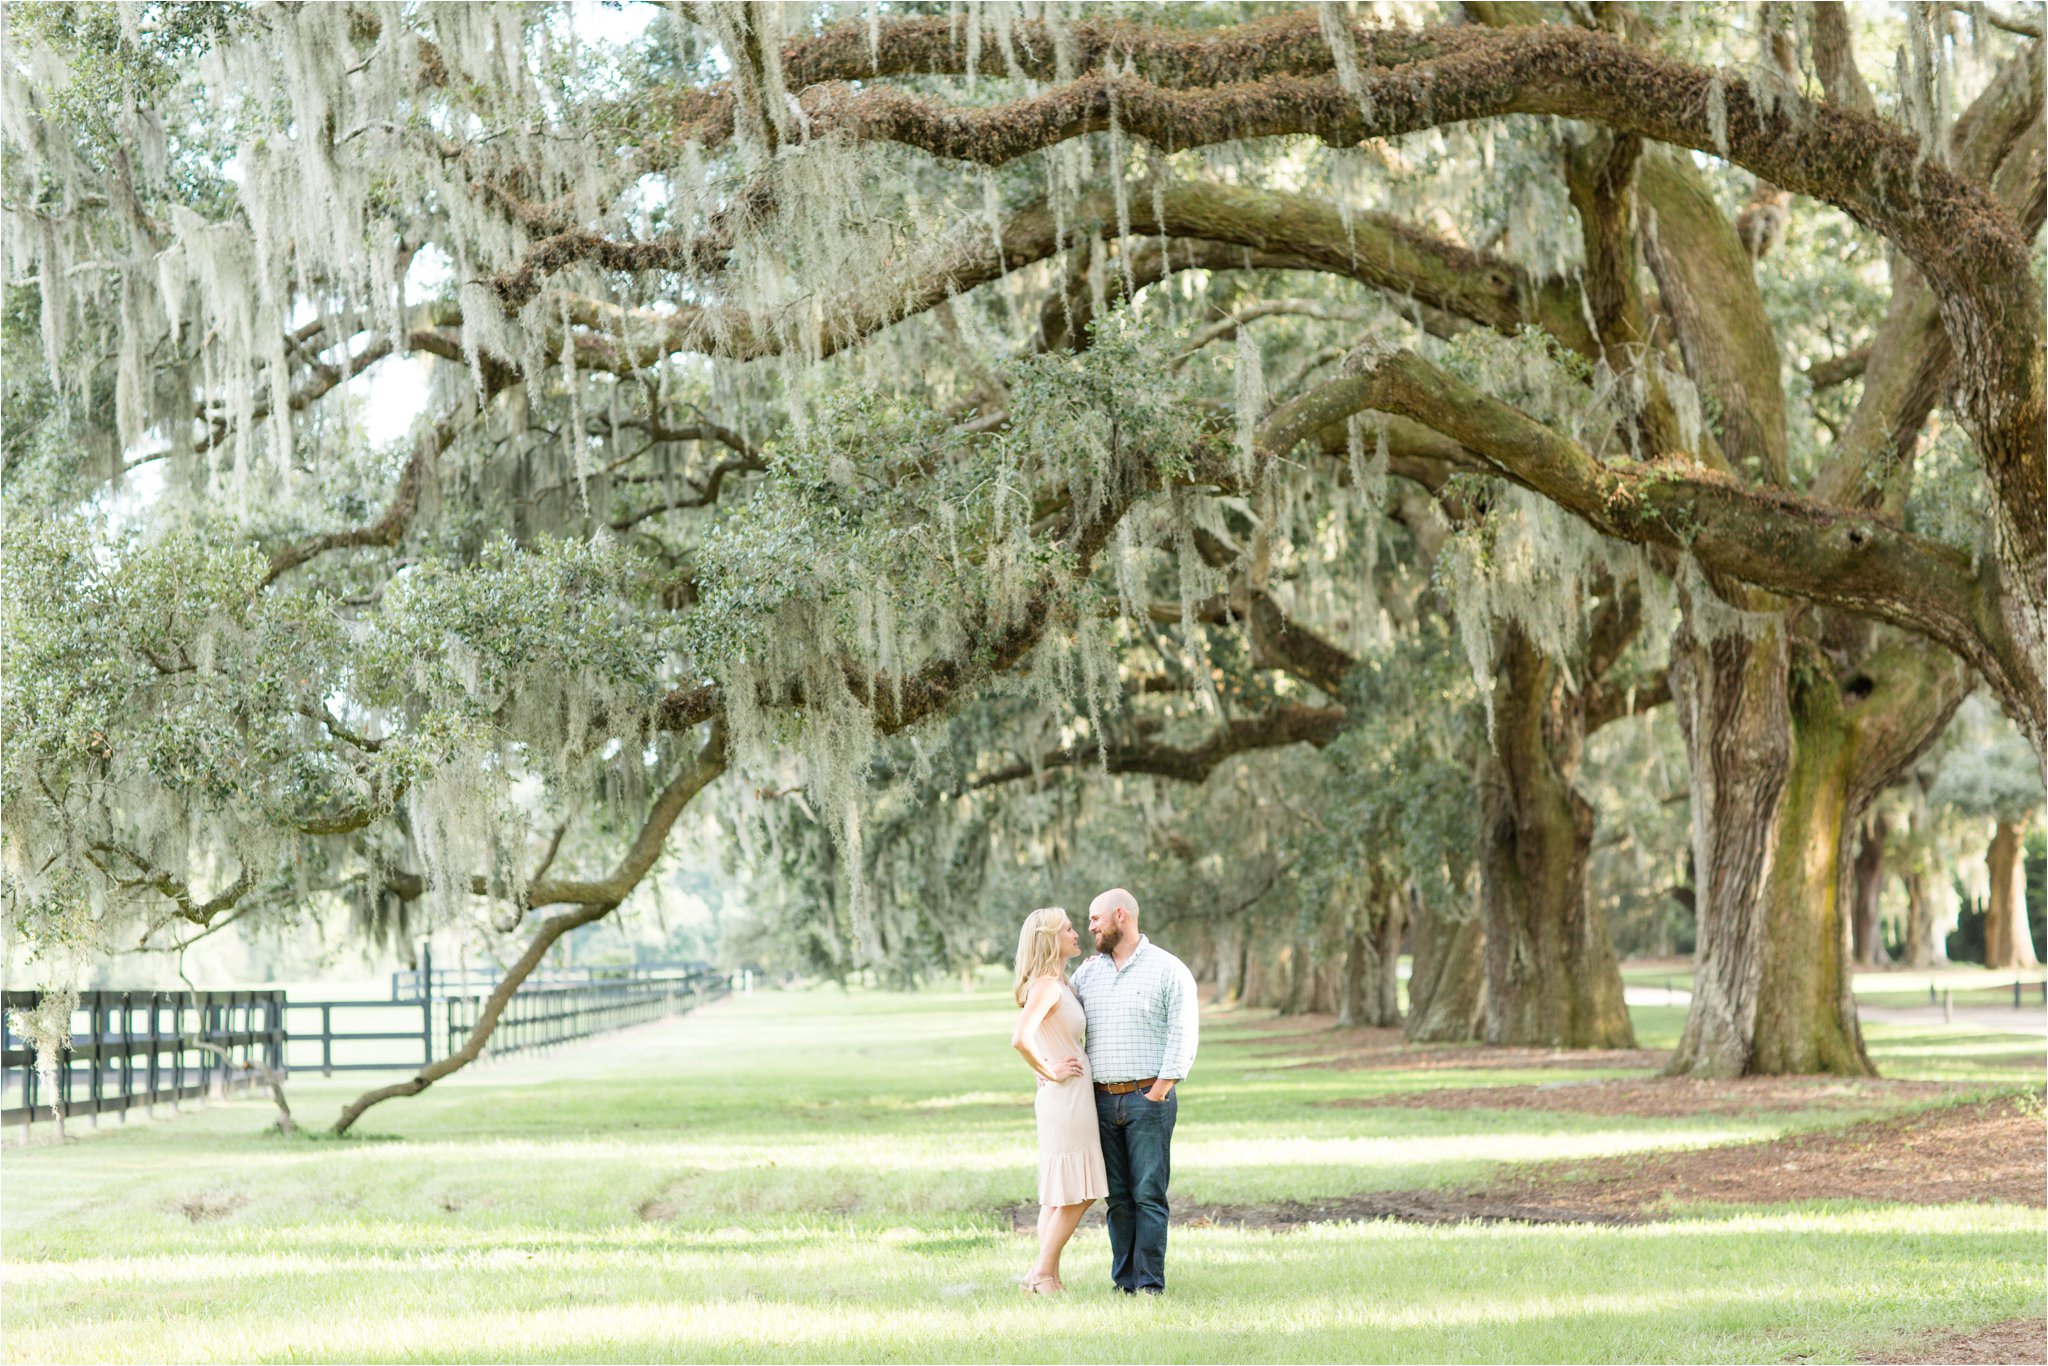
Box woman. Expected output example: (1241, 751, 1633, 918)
(1010, 905, 1108, 1296)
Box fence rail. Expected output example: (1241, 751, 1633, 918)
(443, 972, 725, 1061)
(388, 959, 714, 1002)
(3, 964, 729, 1134)
(1, 991, 285, 1133)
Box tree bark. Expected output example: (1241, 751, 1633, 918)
(1749, 667, 1875, 1077)
(1405, 896, 1485, 1042)
(1337, 916, 1367, 1029)
(332, 729, 725, 1134)
(1902, 869, 1945, 968)
(1850, 811, 1893, 967)
(1984, 817, 2041, 970)
(1239, 942, 1270, 1010)
(332, 898, 618, 1134)
(1214, 921, 1242, 1006)
(1672, 617, 1968, 1078)
(1478, 626, 1636, 1048)
(1339, 877, 1408, 1029)
(1369, 886, 1408, 1027)
(1279, 936, 1313, 1016)
(1668, 607, 1794, 1078)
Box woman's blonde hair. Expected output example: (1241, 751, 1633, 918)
(1013, 906, 1072, 1006)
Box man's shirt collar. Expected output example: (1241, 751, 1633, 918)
(1105, 933, 1151, 973)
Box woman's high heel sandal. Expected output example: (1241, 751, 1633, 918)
(1018, 1273, 1063, 1295)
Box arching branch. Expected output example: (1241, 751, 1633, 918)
(492, 178, 1588, 363)
(758, 20, 2040, 556)
(332, 722, 727, 1134)
(967, 704, 1348, 791)
(1309, 349, 2043, 757)
(261, 405, 474, 586)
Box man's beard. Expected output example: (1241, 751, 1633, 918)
(1094, 921, 1124, 956)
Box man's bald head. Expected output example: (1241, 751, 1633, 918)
(1088, 887, 1140, 955)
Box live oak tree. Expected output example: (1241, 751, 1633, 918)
(5, 1, 2042, 1132)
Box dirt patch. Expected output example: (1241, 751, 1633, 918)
(1008, 1095, 2045, 1233)
(636, 1196, 679, 1222)
(1216, 1017, 1666, 1074)
(1481, 1093, 2045, 1216)
(171, 1191, 247, 1223)
(1323, 1076, 1971, 1118)
(1860, 1316, 2047, 1364)
(1309, 1043, 1669, 1073)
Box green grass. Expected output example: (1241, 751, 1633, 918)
(3, 986, 2041, 1363)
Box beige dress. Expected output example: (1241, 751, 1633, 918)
(1026, 980, 1110, 1206)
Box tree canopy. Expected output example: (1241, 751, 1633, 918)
(4, 1, 2042, 1122)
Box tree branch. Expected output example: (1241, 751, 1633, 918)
(1299, 349, 2042, 748)
(967, 704, 1348, 790)
(756, 20, 2040, 558)
(493, 179, 1588, 364)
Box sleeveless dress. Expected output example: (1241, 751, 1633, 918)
(1026, 980, 1110, 1206)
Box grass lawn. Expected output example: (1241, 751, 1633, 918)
(2, 983, 2041, 1363)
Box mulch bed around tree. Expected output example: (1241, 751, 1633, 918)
(1006, 1094, 2046, 1233)
(1858, 1316, 2047, 1364)
(1320, 1075, 1972, 1117)
(1475, 1093, 2045, 1216)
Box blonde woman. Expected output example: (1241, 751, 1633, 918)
(1010, 905, 1108, 1296)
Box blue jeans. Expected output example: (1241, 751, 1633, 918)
(1095, 1086, 1176, 1292)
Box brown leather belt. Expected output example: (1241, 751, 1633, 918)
(1095, 1078, 1159, 1095)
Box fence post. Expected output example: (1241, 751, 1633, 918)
(171, 994, 184, 1111)
(420, 941, 434, 1068)
(1943, 989, 1953, 1023)
(207, 995, 226, 1101)
(119, 991, 133, 1123)
(87, 993, 102, 1130)
(22, 1029, 35, 1145)
(321, 1004, 333, 1077)
(56, 1002, 72, 1133)
(147, 994, 161, 1120)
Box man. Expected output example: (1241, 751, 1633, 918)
(1070, 887, 1200, 1296)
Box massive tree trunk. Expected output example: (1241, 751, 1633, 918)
(1478, 625, 1635, 1048)
(1672, 617, 1969, 1078)
(1405, 895, 1485, 1043)
(1749, 663, 1874, 1076)
(1850, 811, 1893, 967)
(1900, 792, 1948, 968)
(1902, 869, 1945, 969)
(1337, 918, 1367, 1029)
(1278, 935, 1313, 1016)
(1338, 875, 1408, 1029)
(1668, 606, 1794, 1077)
(1984, 817, 2041, 970)
(1369, 885, 1408, 1028)
(1213, 921, 1242, 1006)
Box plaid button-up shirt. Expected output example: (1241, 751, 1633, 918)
(1071, 935, 1200, 1084)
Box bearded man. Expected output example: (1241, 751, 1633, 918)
(1069, 887, 1200, 1296)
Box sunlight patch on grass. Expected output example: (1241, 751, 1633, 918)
(5, 985, 2040, 1364)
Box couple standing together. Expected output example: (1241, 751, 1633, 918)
(1010, 888, 1200, 1296)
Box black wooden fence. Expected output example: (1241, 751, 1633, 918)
(1, 991, 286, 1134)
(3, 959, 728, 1135)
